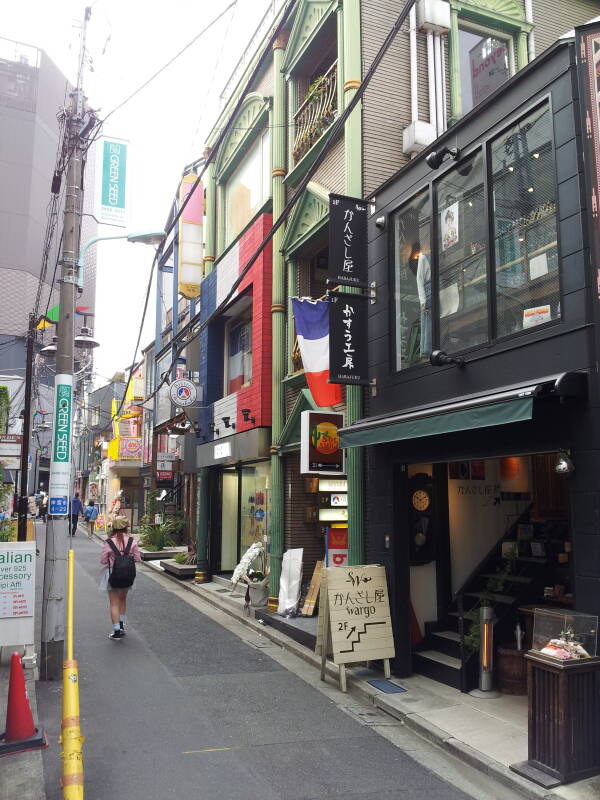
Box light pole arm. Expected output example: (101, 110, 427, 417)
(77, 234, 128, 291)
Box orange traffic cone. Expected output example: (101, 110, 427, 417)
(0, 652, 47, 756)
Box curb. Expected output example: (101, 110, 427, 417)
(139, 561, 556, 800)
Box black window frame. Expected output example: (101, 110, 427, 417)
(389, 93, 562, 376)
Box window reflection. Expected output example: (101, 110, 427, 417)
(437, 151, 488, 352)
(459, 28, 510, 115)
(491, 104, 559, 337)
(393, 189, 432, 370)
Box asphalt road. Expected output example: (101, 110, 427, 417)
(36, 532, 472, 800)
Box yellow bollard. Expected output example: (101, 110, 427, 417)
(60, 549, 84, 799)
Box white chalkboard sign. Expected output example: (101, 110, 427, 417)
(317, 564, 395, 692)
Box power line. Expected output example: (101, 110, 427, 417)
(143, 0, 417, 408)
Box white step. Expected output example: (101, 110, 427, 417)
(415, 650, 461, 670)
(432, 630, 460, 643)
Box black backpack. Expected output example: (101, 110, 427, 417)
(107, 537, 136, 589)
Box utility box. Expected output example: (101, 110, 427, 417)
(417, 0, 451, 33)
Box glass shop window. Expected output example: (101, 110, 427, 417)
(224, 129, 270, 245)
(458, 26, 512, 115)
(392, 188, 432, 370)
(225, 314, 252, 394)
(491, 103, 560, 337)
(436, 150, 488, 352)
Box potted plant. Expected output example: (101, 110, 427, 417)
(231, 541, 269, 608)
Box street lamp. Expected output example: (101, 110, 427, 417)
(77, 229, 166, 291)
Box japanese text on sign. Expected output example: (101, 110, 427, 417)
(329, 292, 369, 385)
(329, 194, 368, 287)
(319, 565, 395, 665)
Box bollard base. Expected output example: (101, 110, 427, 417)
(469, 688, 501, 699)
(0, 727, 47, 757)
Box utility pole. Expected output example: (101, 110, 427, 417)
(17, 313, 36, 541)
(41, 6, 91, 681)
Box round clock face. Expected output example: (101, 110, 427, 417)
(412, 489, 430, 512)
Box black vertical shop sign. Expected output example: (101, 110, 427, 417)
(329, 291, 369, 385)
(329, 194, 368, 287)
(576, 24, 600, 282)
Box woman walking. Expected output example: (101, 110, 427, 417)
(99, 516, 141, 640)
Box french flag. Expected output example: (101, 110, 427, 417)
(292, 298, 342, 408)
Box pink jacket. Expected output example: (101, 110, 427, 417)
(100, 535, 142, 568)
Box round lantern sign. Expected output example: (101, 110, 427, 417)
(169, 378, 197, 407)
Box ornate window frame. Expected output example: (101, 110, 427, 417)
(448, 0, 533, 123)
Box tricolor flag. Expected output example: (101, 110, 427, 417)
(292, 298, 342, 408)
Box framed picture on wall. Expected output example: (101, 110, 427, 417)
(470, 460, 485, 480)
(449, 461, 470, 480)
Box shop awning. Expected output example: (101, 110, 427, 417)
(339, 372, 587, 449)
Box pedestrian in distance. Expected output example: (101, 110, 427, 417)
(27, 494, 37, 518)
(70, 491, 84, 535)
(99, 516, 141, 640)
(34, 489, 42, 517)
(39, 492, 48, 521)
(84, 499, 99, 538)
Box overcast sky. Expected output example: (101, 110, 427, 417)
(3, 0, 277, 386)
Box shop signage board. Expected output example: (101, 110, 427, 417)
(178, 174, 204, 299)
(0, 434, 22, 471)
(95, 137, 128, 227)
(169, 378, 197, 407)
(329, 291, 369, 385)
(214, 442, 232, 459)
(317, 565, 395, 692)
(118, 437, 142, 459)
(0, 542, 35, 647)
(300, 410, 344, 475)
(325, 524, 348, 567)
(328, 194, 368, 288)
(576, 23, 600, 298)
(319, 479, 347, 492)
(319, 508, 348, 522)
(49, 374, 72, 515)
(319, 493, 348, 508)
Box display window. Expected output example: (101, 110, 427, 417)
(391, 100, 560, 372)
(212, 461, 271, 573)
(224, 129, 270, 245)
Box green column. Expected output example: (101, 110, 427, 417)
(268, 30, 289, 609)
(343, 0, 364, 565)
(286, 259, 297, 374)
(517, 31, 528, 71)
(204, 153, 216, 275)
(194, 467, 210, 583)
(216, 183, 226, 255)
(448, 7, 461, 124)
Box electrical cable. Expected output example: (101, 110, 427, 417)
(81, 2, 238, 163)
(143, 0, 418, 407)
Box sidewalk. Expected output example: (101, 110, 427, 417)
(141, 555, 600, 800)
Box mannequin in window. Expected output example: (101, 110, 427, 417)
(411, 241, 431, 357)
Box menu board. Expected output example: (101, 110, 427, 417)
(317, 564, 395, 691)
(0, 543, 35, 619)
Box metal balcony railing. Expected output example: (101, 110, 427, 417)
(293, 61, 338, 164)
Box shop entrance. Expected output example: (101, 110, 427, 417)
(208, 461, 270, 575)
(404, 453, 572, 692)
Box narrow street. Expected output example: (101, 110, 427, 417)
(37, 534, 479, 800)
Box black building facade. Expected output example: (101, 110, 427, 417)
(341, 31, 600, 684)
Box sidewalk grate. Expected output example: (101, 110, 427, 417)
(367, 679, 407, 694)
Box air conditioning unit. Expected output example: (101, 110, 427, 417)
(417, 0, 451, 33)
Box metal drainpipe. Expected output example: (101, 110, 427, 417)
(267, 29, 289, 609)
(343, 0, 364, 566)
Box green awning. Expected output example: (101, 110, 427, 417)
(340, 397, 534, 449)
